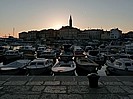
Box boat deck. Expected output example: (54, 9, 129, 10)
(0, 76, 133, 99)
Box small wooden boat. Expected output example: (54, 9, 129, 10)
(52, 60, 76, 76)
(75, 56, 99, 76)
(26, 58, 53, 75)
(3, 50, 23, 60)
(0, 59, 31, 75)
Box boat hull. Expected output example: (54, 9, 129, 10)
(106, 66, 133, 76)
(76, 64, 97, 76)
(27, 66, 52, 75)
(52, 69, 76, 76)
(0, 68, 26, 75)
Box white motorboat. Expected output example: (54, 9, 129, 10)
(0, 59, 31, 75)
(52, 60, 76, 76)
(26, 58, 53, 75)
(105, 58, 133, 76)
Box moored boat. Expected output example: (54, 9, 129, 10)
(52, 60, 76, 76)
(0, 59, 31, 75)
(3, 50, 23, 60)
(75, 56, 99, 76)
(26, 58, 53, 75)
(105, 58, 133, 76)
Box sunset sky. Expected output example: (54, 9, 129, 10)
(0, 0, 133, 37)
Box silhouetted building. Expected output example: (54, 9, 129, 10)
(59, 26, 80, 39)
(19, 16, 126, 41)
(101, 31, 110, 40)
(110, 28, 122, 39)
(79, 29, 103, 40)
(19, 32, 28, 40)
(126, 31, 133, 38)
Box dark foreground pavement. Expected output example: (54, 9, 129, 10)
(0, 76, 133, 99)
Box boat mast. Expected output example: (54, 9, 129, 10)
(13, 27, 15, 37)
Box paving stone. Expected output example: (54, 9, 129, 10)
(106, 86, 126, 93)
(122, 81, 133, 86)
(3, 86, 31, 92)
(26, 81, 43, 85)
(44, 81, 60, 85)
(88, 87, 109, 94)
(83, 94, 119, 99)
(61, 81, 77, 85)
(31, 76, 55, 81)
(32, 86, 45, 91)
(0, 76, 10, 81)
(128, 95, 133, 99)
(68, 86, 89, 93)
(103, 82, 123, 86)
(0, 86, 3, 90)
(116, 77, 133, 82)
(59, 94, 83, 99)
(98, 82, 104, 86)
(0, 81, 5, 85)
(9, 76, 33, 81)
(99, 76, 118, 82)
(44, 86, 66, 93)
(0, 94, 40, 99)
(117, 95, 130, 99)
(78, 81, 89, 85)
(75, 76, 88, 81)
(40, 94, 58, 99)
(120, 86, 133, 94)
(4, 81, 26, 85)
(55, 76, 75, 81)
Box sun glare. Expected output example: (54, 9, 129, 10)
(52, 24, 63, 29)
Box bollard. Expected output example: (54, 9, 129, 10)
(87, 73, 100, 88)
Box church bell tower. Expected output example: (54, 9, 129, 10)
(69, 15, 72, 27)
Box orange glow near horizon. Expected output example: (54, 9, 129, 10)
(52, 24, 63, 29)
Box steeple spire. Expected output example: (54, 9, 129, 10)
(69, 15, 72, 27)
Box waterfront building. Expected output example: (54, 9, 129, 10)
(110, 28, 122, 39)
(19, 32, 28, 40)
(59, 15, 80, 40)
(79, 29, 103, 40)
(101, 31, 110, 40)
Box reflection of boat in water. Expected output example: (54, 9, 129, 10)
(105, 58, 133, 76)
(0, 59, 31, 75)
(75, 56, 99, 76)
(52, 60, 76, 76)
(26, 58, 53, 75)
